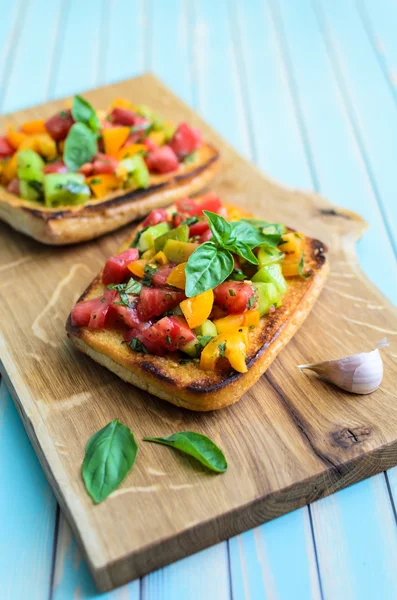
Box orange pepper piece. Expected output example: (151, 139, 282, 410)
(103, 127, 130, 157)
(280, 232, 305, 277)
(200, 327, 248, 373)
(117, 143, 146, 161)
(128, 259, 148, 279)
(214, 309, 260, 334)
(154, 251, 169, 265)
(20, 120, 46, 135)
(6, 126, 27, 149)
(1, 154, 18, 183)
(166, 263, 186, 290)
(18, 137, 39, 151)
(180, 289, 214, 329)
(34, 133, 57, 160)
(86, 174, 120, 198)
(111, 98, 136, 110)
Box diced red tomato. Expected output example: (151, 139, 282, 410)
(71, 288, 117, 329)
(102, 248, 139, 285)
(136, 286, 185, 320)
(142, 208, 168, 228)
(78, 162, 94, 176)
(142, 137, 158, 152)
(169, 122, 202, 157)
(199, 228, 213, 243)
(145, 146, 179, 174)
(110, 107, 138, 126)
(6, 178, 20, 195)
(124, 329, 165, 355)
(93, 153, 118, 175)
(172, 212, 184, 228)
(175, 197, 201, 215)
(151, 264, 176, 287)
(189, 219, 210, 237)
(198, 193, 222, 214)
(213, 281, 257, 314)
(175, 194, 222, 217)
(45, 109, 74, 141)
(0, 136, 14, 159)
(43, 161, 68, 174)
(106, 299, 146, 330)
(142, 315, 195, 351)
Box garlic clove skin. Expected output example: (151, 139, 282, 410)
(298, 340, 387, 395)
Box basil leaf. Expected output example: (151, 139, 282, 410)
(230, 220, 280, 248)
(229, 267, 246, 281)
(129, 338, 148, 353)
(298, 252, 312, 278)
(72, 95, 100, 132)
(64, 123, 98, 172)
(183, 151, 198, 164)
(125, 277, 143, 295)
(203, 210, 232, 247)
(185, 242, 234, 297)
(227, 240, 258, 265)
(143, 431, 227, 473)
(82, 419, 138, 503)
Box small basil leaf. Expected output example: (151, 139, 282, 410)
(143, 431, 227, 473)
(82, 419, 138, 503)
(72, 95, 101, 132)
(183, 151, 198, 164)
(229, 267, 246, 281)
(229, 220, 280, 248)
(203, 210, 232, 247)
(227, 240, 258, 264)
(64, 123, 98, 172)
(298, 252, 312, 278)
(185, 242, 234, 297)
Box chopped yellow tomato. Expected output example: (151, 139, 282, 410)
(200, 327, 249, 373)
(166, 262, 186, 289)
(280, 232, 305, 277)
(148, 131, 165, 146)
(226, 205, 253, 222)
(96, 109, 107, 121)
(18, 137, 38, 151)
(111, 97, 136, 110)
(154, 251, 169, 265)
(6, 126, 27, 149)
(128, 259, 148, 278)
(103, 127, 130, 157)
(34, 133, 57, 160)
(180, 289, 214, 329)
(20, 120, 46, 135)
(86, 174, 119, 198)
(142, 247, 156, 260)
(117, 143, 146, 161)
(1, 154, 18, 183)
(214, 309, 260, 334)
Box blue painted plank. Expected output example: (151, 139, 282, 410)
(229, 510, 321, 600)
(314, 0, 397, 252)
(0, 382, 57, 599)
(230, 0, 312, 189)
(2, 0, 63, 113)
(276, 0, 397, 303)
(52, 515, 140, 600)
(103, 0, 145, 85)
(149, 0, 194, 107)
(193, 0, 251, 158)
(311, 477, 397, 600)
(52, 0, 106, 97)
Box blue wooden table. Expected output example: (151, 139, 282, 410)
(1, 1, 397, 598)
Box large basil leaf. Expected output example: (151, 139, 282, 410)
(72, 95, 100, 132)
(82, 419, 138, 503)
(185, 242, 234, 297)
(143, 431, 227, 473)
(227, 240, 258, 264)
(230, 220, 280, 248)
(64, 123, 98, 172)
(203, 210, 232, 246)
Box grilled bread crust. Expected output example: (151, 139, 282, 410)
(0, 144, 219, 245)
(66, 202, 329, 411)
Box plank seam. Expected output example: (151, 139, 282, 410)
(144, 0, 152, 72)
(0, 0, 28, 112)
(48, 504, 61, 600)
(312, 0, 397, 258)
(385, 471, 397, 527)
(308, 505, 325, 600)
(97, 0, 110, 86)
(226, 540, 234, 600)
(45, 0, 70, 100)
(267, 0, 320, 191)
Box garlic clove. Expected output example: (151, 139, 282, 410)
(298, 339, 388, 395)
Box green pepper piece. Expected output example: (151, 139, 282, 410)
(119, 155, 149, 189)
(43, 173, 90, 207)
(154, 224, 189, 252)
(19, 180, 44, 202)
(252, 264, 287, 295)
(138, 221, 170, 252)
(254, 282, 282, 316)
(17, 150, 45, 183)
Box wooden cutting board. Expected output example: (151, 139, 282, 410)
(1, 74, 397, 592)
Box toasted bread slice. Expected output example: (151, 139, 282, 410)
(66, 199, 329, 411)
(0, 144, 219, 245)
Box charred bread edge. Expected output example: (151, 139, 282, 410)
(0, 145, 219, 245)
(66, 237, 329, 411)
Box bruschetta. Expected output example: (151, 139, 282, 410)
(0, 96, 219, 245)
(66, 193, 329, 411)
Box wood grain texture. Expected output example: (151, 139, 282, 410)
(1, 74, 397, 592)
